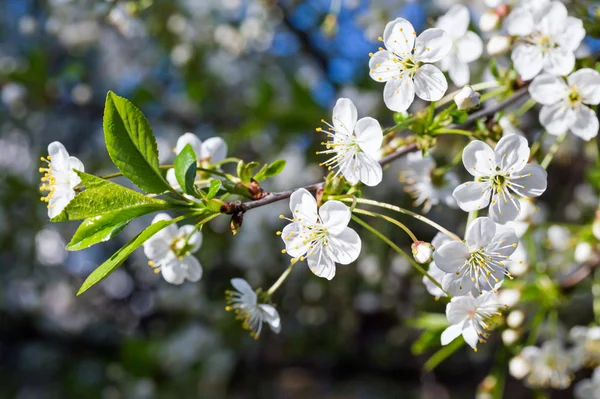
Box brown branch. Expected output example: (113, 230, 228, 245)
(238, 86, 532, 213)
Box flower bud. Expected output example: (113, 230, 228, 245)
(454, 86, 481, 110)
(479, 11, 500, 32)
(502, 329, 519, 346)
(509, 356, 530, 380)
(411, 241, 434, 264)
(487, 35, 511, 56)
(574, 242, 593, 264)
(507, 310, 525, 328)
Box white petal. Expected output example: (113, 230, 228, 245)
(568, 68, 600, 105)
(332, 98, 357, 136)
(161, 257, 186, 285)
(48, 191, 74, 219)
(453, 181, 491, 212)
(542, 47, 575, 77)
(462, 140, 496, 177)
(181, 255, 202, 282)
(505, 9, 534, 36)
(414, 29, 452, 63)
(431, 232, 453, 249)
(354, 152, 383, 186)
(166, 168, 178, 188)
(509, 163, 548, 198)
(383, 18, 416, 56)
(369, 50, 402, 83)
(486, 229, 518, 258)
(150, 213, 177, 241)
(539, 1, 567, 37)
(48, 141, 70, 168)
(231, 278, 256, 302)
(307, 248, 337, 280)
(281, 222, 310, 258)
(446, 296, 477, 324)
(413, 64, 447, 101)
(466, 217, 496, 248)
(529, 74, 568, 105)
(259, 304, 281, 333)
(200, 137, 227, 163)
(175, 133, 203, 156)
(462, 321, 479, 349)
(494, 135, 530, 173)
(456, 31, 483, 64)
(539, 102, 575, 135)
(289, 188, 318, 224)
(67, 156, 85, 175)
(327, 227, 361, 265)
(570, 105, 599, 141)
(445, 55, 470, 87)
(143, 235, 170, 261)
(355, 117, 383, 154)
(383, 76, 415, 112)
(442, 272, 475, 297)
(554, 17, 586, 52)
(441, 323, 463, 346)
(512, 45, 543, 81)
(320, 201, 351, 234)
(433, 241, 470, 273)
(178, 225, 203, 253)
(436, 4, 469, 39)
(489, 192, 521, 225)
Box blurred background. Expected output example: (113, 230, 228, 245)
(1, 0, 600, 398)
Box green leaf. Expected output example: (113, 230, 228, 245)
(450, 110, 469, 124)
(411, 330, 441, 356)
(52, 171, 169, 222)
(253, 164, 269, 181)
(66, 205, 166, 251)
(174, 144, 197, 195)
(206, 180, 221, 199)
(77, 216, 182, 295)
(266, 159, 286, 177)
(241, 161, 259, 182)
(103, 91, 171, 194)
(236, 160, 245, 180)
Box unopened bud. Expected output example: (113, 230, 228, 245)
(487, 35, 511, 56)
(479, 11, 500, 32)
(454, 86, 481, 110)
(411, 241, 434, 264)
(574, 241, 594, 264)
(230, 211, 243, 235)
(507, 310, 525, 328)
(502, 329, 519, 346)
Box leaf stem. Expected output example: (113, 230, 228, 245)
(432, 128, 473, 137)
(352, 208, 418, 242)
(541, 132, 567, 169)
(382, 117, 418, 135)
(423, 334, 465, 371)
(266, 260, 297, 296)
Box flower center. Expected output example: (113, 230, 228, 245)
(455, 246, 514, 294)
(225, 290, 262, 339)
(469, 303, 505, 348)
(316, 119, 361, 175)
(567, 88, 581, 108)
(394, 55, 421, 78)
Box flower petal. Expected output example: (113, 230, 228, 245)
(446, 296, 477, 324)
(319, 200, 351, 234)
(568, 68, 600, 105)
(307, 248, 337, 280)
(259, 304, 281, 333)
(489, 192, 521, 225)
(505, 8, 534, 36)
(442, 272, 475, 297)
(570, 105, 599, 141)
(355, 117, 383, 154)
(327, 227, 361, 265)
(175, 133, 203, 156)
(355, 152, 383, 186)
(48, 190, 75, 219)
(200, 137, 227, 163)
(462, 321, 479, 349)
(48, 141, 70, 168)
(529, 74, 568, 105)
(554, 17, 586, 52)
(231, 278, 256, 302)
(414, 28, 452, 63)
(177, 225, 203, 253)
(466, 216, 497, 248)
(509, 163, 548, 199)
(281, 222, 310, 258)
(542, 47, 575, 77)
(431, 232, 453, 249)
(383, 76, 415, 112)
(289, 188, 318, 224)
(383, 18, 416, 56)
(494, 135, 530, 173)
(369, 50, 403, 83)
(436, 4, 469, 39)
(332, 98, 357, 136)
(539, 1, 567, 37)
(512, 44, 543, 81)
(413, 64, 447, 101)
(486, 228, 518, 259)
(444, 54, 470, 87)
(433, 241, 470, 273)
(161, 256, 186, 285)
(462, 140, 496, 177)
(180, 255, 203, 282)
(441, 323, 463, 346)
(456, 31, 483, 64)
(150, 213, 178, 242)
(539, 102, 575, 135)
(453, 181, 491, 212)
(143, 234, 171, 261)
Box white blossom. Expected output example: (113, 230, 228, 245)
(575, 367, 600, 399)
(143, 213, 203, 285)
(487, 35, 511, 56)
(453, 135, 547, 225)
(225, 278, 281, 339)
(166, 133, 228, 187)
(441, 291, 506, 351)
(507, 1, 586, 80)
(317, 98, 383, 186)
(515, 340, 578, 389)
(422, 233, 452, 298)
(436, 5, 483, 87)
(570, 325, 600, 368)
(529, 68, 600, 141)
(454, 85, 481, 110)
(369, 18, 451, 112)
(280, 188, 361, 280)
(479, 10, 500, 32)
(399, 151, 458, 213)
(40, 141, 84, 219)
(434, 217, 518, 296)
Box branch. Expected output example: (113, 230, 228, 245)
(238, 85, 532, 213)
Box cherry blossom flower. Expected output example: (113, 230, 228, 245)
(441, 291, 506, 351)
(506, 1, 586, 80)
(399, 151, 458, 213)
(513, 340, 578, 389)
(166, 133, 228, 187)
(225, 278, 281, 339)
(143, 213, 203, 285)
(422, 233, 452, 298)
(434, 217, 518, 296)
(575, 367, 600, 399)
(436, 5, 483, 87)
(570, 325, 600, 368)
(280, 188, 361, 280)
(529, 68, 600, 140)
(369, 18, 451, 112)
(39, 141, 84, 219)
(317, 98, 383, 186)
(452, 135, 547, 224)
